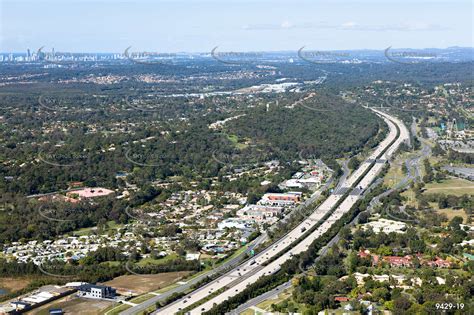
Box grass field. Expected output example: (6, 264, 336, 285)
(102, 303, 131, 315)
(401, 176, 473, 209)
(129, 293, 154, 304)
(30, 295, 114, 315)
(227, 134, 249, 150)
(400, 195, 470, 223)
(401, 189, 418, 207)
(424, 177, 474, 196)
(74, 221, 123, 236)
(102, 271, 191, 295)
(237, 288, 293, 314)
(435, 205, 469, 223)
(383, 152, 412, 188)
(136, 254, 179, 267)
(155, 283, 181, 294)
(255, 290, 292, 311)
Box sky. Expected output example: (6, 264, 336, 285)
(0, 0, 473, 53)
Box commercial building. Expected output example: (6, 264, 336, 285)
(236, 205, 283, 221)
(362, 219, 407, 234)
(77, 284, 116, 299)
(258, 192, 302, 207)
(217, 218, 253, 230)
(185, 253, 201, 261)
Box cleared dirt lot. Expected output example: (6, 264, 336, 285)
(102, 271, 191, 295)
(28, 295, 114, 315)
(0, 277, 31, 294)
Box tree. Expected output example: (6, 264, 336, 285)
(247, 192, 260, 204)
(358, 212, 369, 224)
(393, 296, 412, 314)
(339, 226, 352, 241)
(409, 239, 426, 253)
(401, 163, 408, 174)
(373, 287, 390, 303)
(348, 157, 361, 170)
(449, 216, 463, 230)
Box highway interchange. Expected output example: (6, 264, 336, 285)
(140, 109, 410, 315)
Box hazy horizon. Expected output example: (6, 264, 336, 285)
(1, 0, 473, 53)
(1, 46, 473, 55)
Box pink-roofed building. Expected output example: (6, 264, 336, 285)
(427, 257, 452, 268)
(384, 255, 413, 268)
(358, 249, 371, 258)
(67, 187, 114, 199)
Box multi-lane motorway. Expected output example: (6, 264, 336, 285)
(142, 109, 409, 315)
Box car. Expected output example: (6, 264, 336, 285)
(201, 308, 206, 311)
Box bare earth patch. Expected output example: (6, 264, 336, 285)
(0, 277, 31, 293)
(29, 295, 114, 315)
(102, 271, 191, 295)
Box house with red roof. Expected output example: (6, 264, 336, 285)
(427, 257, 452, 268)
(383, 255, 413, 267)
(334, 296, 350, 302)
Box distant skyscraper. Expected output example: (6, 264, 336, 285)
(27, 49, 31, 57)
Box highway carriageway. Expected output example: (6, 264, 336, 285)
(149, 109, 409, 315)
(184, 110, 409, 315)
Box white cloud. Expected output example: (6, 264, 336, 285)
(243, 21, 447, 32)
(281, 21, 293, 29)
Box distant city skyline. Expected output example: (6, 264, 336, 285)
(1, 0, 473, 53)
